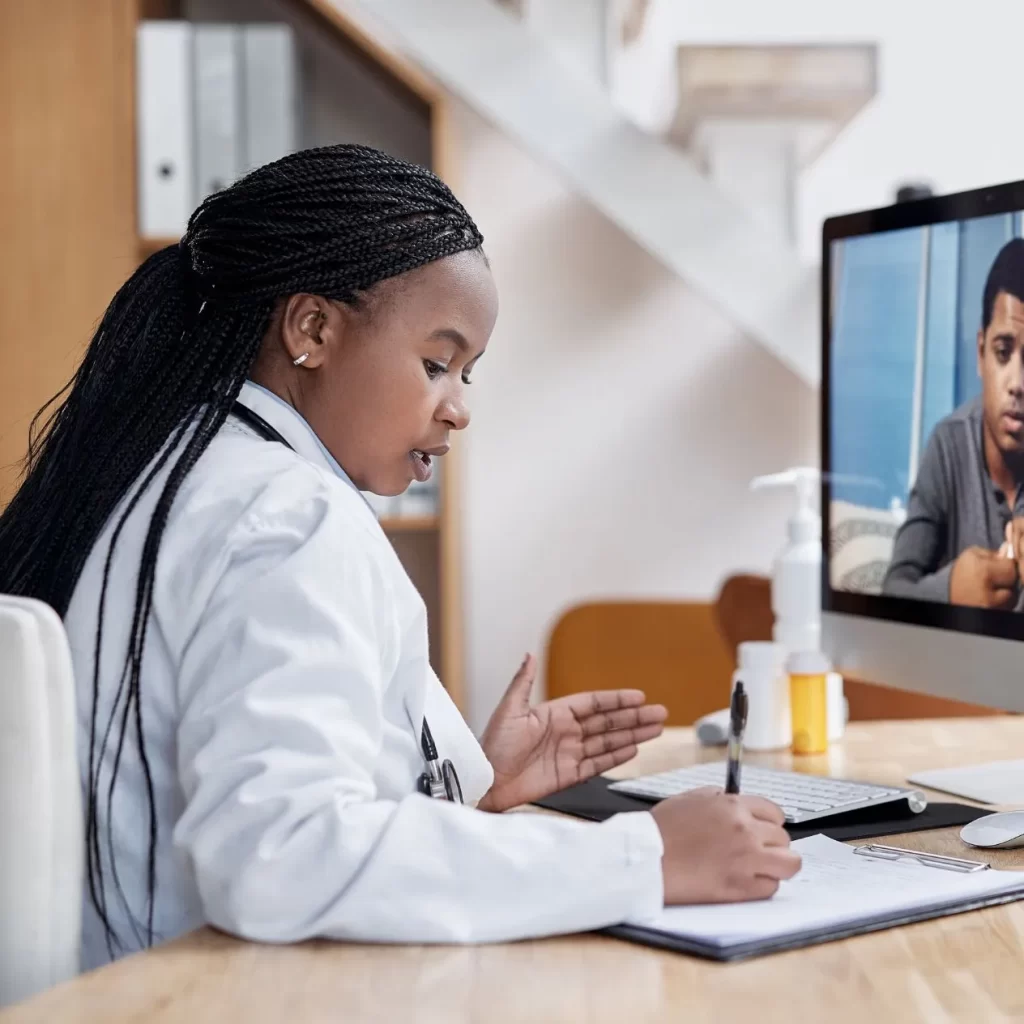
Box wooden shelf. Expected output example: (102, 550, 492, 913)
(139, 235, 181, 258)
(380, 515, 439, 533)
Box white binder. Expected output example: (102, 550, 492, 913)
(136, 21, 194, 237)
(241, 24, 299, 174)
(194, 24, 241, 201)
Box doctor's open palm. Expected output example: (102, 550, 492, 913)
(476, 653, 669, 812)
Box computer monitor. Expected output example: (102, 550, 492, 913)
(822, 179, 1024, 714)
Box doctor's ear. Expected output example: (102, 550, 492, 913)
(279, 293, 339, 370)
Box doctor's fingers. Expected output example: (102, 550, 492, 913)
(581, 722, 665, 759)
(561, 688, 649, 719)
(576, 702, 669, 737)
(577, 743, 642, 780)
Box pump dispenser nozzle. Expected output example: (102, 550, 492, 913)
(751, 468, 820, 544)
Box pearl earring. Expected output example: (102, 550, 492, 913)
(293, 352, 310, 367)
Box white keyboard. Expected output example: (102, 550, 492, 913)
(607, 763, 927, 824)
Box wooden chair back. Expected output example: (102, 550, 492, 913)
(544, 602, 734, 726)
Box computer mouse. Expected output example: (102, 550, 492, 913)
(960, 811, 1024, 849)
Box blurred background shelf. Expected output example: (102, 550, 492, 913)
(380, 516, 439, 533)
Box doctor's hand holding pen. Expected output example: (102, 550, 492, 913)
(651, 790, 801, 903)
(476, 654, 801, 902)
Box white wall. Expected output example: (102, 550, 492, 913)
(454, 104, 816, 729)
(612, 0, 1024, 263)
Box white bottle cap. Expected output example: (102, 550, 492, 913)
(737, 641, 787, 676)
(787, 650, 832, 676)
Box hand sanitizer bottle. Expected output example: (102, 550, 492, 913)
(751, 468, 845, 741)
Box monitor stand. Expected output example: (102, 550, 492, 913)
(907, 762, 1024, 805)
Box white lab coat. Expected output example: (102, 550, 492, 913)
(64, 382, 664, 971)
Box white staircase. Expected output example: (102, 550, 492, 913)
(334, 0, 821, 387)
(667, 44, 877, 247)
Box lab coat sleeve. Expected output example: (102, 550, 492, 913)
(172, 498, 664, 946)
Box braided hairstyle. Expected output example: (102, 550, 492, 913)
(0, 143, 484, 955)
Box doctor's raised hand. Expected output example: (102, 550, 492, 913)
(476, 653, 668, 811)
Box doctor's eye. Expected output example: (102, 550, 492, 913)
(423, 359, 447, 380)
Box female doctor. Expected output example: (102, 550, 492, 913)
(0, 144, 799, 969)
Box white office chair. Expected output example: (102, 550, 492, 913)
(0, 596, 82, 1008)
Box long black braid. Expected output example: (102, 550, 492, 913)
(0, 143, 484, 955)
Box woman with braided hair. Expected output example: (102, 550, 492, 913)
(0, 144, 797, 968)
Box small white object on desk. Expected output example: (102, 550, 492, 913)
(695, 708, 730, 746)
(961, 811, 1024, 849)
(731, 641, 790, 750)
(909, 760, 1024, 806)
(697, 667, 848, 749)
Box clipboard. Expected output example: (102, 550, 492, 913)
(601, 837, 1024, 962)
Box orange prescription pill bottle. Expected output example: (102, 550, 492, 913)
(787, 651, 830, 755)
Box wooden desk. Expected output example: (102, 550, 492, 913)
(4, 718, 1024, 1024)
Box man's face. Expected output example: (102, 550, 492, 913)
(978, 290, 1024, 456)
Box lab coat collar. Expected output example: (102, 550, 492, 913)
(235, 381, 369, 508)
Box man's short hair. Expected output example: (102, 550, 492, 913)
(982, 237, 1024, 330)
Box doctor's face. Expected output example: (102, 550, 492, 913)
(304, 250, 497, 495)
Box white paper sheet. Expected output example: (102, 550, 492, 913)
(630, 835, 1024, 949)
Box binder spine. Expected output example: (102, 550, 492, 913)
(194, 24, 242, 201)
(137, 21, 194, 237)
(241, 25, 299, 175)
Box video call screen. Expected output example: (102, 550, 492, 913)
(828, 210, 1024, 612)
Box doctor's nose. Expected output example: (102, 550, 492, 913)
(438, 394, 470, 431)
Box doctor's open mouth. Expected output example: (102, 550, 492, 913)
(410, 444, 449, 482)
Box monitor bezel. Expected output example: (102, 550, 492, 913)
(821, 177, 1024, 643)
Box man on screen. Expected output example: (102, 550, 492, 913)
(883, 238, 1024, 608)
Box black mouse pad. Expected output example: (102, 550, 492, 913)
(531, 775, 988, 841)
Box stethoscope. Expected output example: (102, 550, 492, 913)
(230, 400, 463, 804)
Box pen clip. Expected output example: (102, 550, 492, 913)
(853, 844, 989, 873)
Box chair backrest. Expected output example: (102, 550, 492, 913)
(544, 602, 735, 725)
(0, 597, 82, 1008)
(713, 574, 775, 654)
(711, 573, 1003, 721)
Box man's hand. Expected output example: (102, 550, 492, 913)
(949, 546, 1017, 607)
(1004, 518, 1024, 587)
(477, 654, 667, 813)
